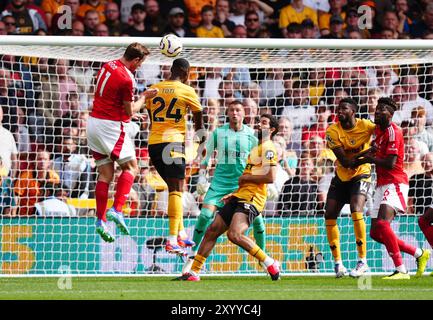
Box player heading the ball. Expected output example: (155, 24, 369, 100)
(145, 58, 205, 255)
(87, 42, 158, 242)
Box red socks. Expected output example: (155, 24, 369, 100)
(419, 216, 433, 247)
(113, 171, 135, 212)
(95, 181, 109, 221)
(370, 219, 403, 268)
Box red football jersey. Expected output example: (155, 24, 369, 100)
(90, 59, 135, 122)
(374, 122, 408, 186)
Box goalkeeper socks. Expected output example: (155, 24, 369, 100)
(192, 207, 214, 251)
(248, 244, 267, 263)
(351, 212, 367, 260)
(371, 219, 403, 268)
(95, 180, 109, 222)
(325, 219, 341, 262)
(418, 216, 433, 247)
(168, 191, 183, 240)
(253, 215, 266, 250)
(191, 254, 207, 274)
(113, 171, 135, 212)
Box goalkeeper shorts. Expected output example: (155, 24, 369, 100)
(203, 184, 237, 208)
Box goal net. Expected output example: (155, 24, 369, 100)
(0, 36, 432, 276)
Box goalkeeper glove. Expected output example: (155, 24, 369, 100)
(196, 169, 210, 195)
(266, 184, 279, 201)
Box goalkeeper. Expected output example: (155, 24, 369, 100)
(182, 100, 267, 274)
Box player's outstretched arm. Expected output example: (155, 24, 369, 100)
(123, 88, 159, 116)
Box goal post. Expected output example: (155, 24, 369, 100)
(0, 36, 432, 276)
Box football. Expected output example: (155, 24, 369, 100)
(159, 34, 183, 57)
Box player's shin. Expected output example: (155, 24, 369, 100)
(95, 180, 109, 221)
(192, 207, 214, 251)
(351, 212, 367, 261)
(168, 191, 183, 243)
(325, 219, 342, 263)
(253, 215, 266, 250)
(113, 171, 135, 212)
(190, 254, 207, 275)
(248, 244, 273, 266)
(419, 216, 433, 247)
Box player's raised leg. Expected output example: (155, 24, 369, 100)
(94, 161, 115, 242)
(106, 159, 139, 235)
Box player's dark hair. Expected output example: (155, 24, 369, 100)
(339, 97, 358, 112)
(171, 58, 190, 78)
(123, 42, 150, 61)
(228, 100, 243, 108)
(378, 97, 398, 114)
(261, 113, 279, 138)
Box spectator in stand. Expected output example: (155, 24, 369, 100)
(318, 0, 345, 37)
(277, 156, 320, 216)
(67, 60, 95, 111)
(213, 0, 236, 37)
(196, 5, 224, 38)
(401, 74, 433, 124)
(217, 79, 236, 112)
(395, 0, 414, 35)
(301, 100, 331, 146)
(104, 2, 126, 36)
(304, 0, 329, 15)
(77, 0, 107, 23)
(304, 135, 336, 183)
(51, 0, 80, 35)
(182, 0, 216, 29)
(285, 22, 302, 38)
(231, 24, 247, 37)
(15, 149, 60, 215)
(203, 98, 220, 132)
(34, 183, 77, 217)
(277, 116, 302, 157)
(410, 3, 433, 38)
(0, 156, 17, 216)
(15, 107, 31, 153)
(411, 107, 433, 152)
(379, 11, 400, 38)
(247, 0, 274, 24)
(200, 67, 223, 100)
(242, 98, 258, 128)
(228, 0, 249, 26)
(94, 22, 109, 36)
(68, 19, 84, 36)
(365, 88, 381, 121)
(279, 0, 318, 38)
(404, 138, 426, 179)
(380, 27, 398, 39)
(53, 136, 92, 198)
(408, 153, 433, 215)
(300, 18, 317, 38)
(2, 15, 17, 34)
(280, 80, 316, 144)
(244, 10, 261, 38)
(0, 107, 18, 178)
(163, 7, 195, 38)
(40, 0, 63, 30)
(344, 8, 370, 39)
(144, 0, 166, 36)
(62, 91, 80, 120)
(368, 65, 398, 97)
(83, 9, 100, 36)
(122, 3, 156, 37)
(1, 0, 47, 34)
(321, 14, 344, 38)
(308, 68, 326, 105)
(259, 68, 285, 105)
(273, 134, 297, 177)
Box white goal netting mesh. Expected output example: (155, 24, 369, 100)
(0, 38, 432, 275)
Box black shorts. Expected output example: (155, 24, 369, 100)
(327, 174, 371, 204)
(218, 197, 260, 227)
(148, 142, 186, 180)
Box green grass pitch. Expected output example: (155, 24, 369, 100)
(1, 275, 433, 300)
